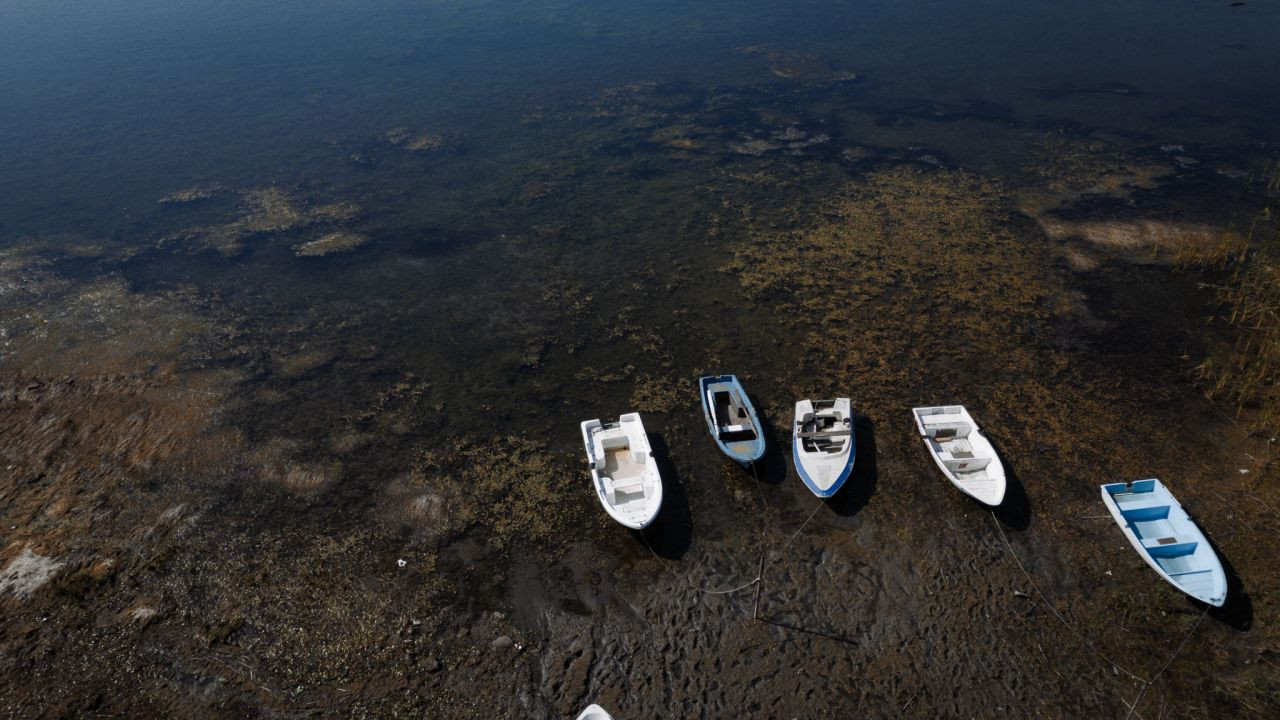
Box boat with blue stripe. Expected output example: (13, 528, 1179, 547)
(698, 374, 766, 465)
(1100, 478, 1226, 607)
(793, 398, 855, 497)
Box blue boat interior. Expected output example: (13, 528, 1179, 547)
(1103, 480, 1217, 586)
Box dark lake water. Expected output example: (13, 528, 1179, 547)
(3, 0, 1277, 232)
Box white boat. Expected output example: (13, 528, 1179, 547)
(911, 405, 1006, 506)
(1101, 478, 1227, 606)
(580, 413, 663, 529)
(575, 705, 615, 720)
(793, 398, 855, 497)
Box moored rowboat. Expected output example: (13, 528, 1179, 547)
(699, 374, 766, 465)
(911, 405, 1006, 506)
(1100, 478, 1226, 607)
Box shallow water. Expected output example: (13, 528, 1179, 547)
(2, 1, 1279, 718)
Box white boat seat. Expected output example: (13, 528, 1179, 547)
(604, 476, 644, 504)
(796, 400, 815, 424)
(944, 456, 990, 474)
(925, 422, 970, 440)
(599, 435, 630, 451)
(723, 423, 747, 433)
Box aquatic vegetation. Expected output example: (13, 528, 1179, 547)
(1041, 217, 1244, 257)
(738, 45, 857, 84)
(629, 373, 684, 414)
(409, 436, 587, 552)
(161, 187, 362, 256)
(574, 365, 634, 383)
(731, 138, 782, 156)
(405, 133, 447, 152)
(157, 185, 225, 204)
(293, 230, 370, 257)
(1017, 133, 1172, 215)
(383, 126, 450, 151)
(1193, 207, 1280, 433)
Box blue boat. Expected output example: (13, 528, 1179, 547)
(698, 375, 766, 465)
(792, 398, 855, 498)
(1100, 478, 1227, 607)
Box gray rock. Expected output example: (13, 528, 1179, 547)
(491, 635, 514, 650)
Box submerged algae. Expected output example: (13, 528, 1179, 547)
(161, 187, 361, 256)
(293, 231, 370, 257)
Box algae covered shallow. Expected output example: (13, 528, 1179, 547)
(1, 1, 1280, 718)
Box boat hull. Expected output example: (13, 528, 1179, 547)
(699, 375, 766, 465)
(581, 414, 663, 529)
(1100, 479, 1226, 607)
(794, 442, 854, 497)
(575, 705, 614, 720)
(912, 405, 1006, 506)
(793, 398, 856, 498)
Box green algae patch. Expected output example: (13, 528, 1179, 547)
(293, 231, 370, 257)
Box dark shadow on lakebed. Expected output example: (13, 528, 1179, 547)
(749, 408, 788, 486)
(1197, 527, 1253, 631)
(987, 433, 1032, 532)
(635, 433, 692, 560)
(826, 415, 877, 518)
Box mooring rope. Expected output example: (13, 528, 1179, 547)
(988, 510, 1147, 684)
(1122, 604, 1211, 720)
(769, 499, 825, 562)
(640, 531, 760, 595)
(640, 514, 760, 596)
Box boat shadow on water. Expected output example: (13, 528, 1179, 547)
(986, 433, 1032, 532)
(826, 415, 877, 518)
(634, 432, 692, 561)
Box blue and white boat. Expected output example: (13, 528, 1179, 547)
(793, 398, 855, 497)
(698, 375, 766, 465)
(1100, 478, 1227, 607)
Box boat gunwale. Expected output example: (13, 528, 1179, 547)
(1099, 478, 1227, 607)
(793, 397, 855, 497)
(910, 404, 1007, 506)
(580, 414, 663, 529)
(698, 374, 766, 465)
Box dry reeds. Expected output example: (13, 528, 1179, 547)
(1195, 199, 1280, 434)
